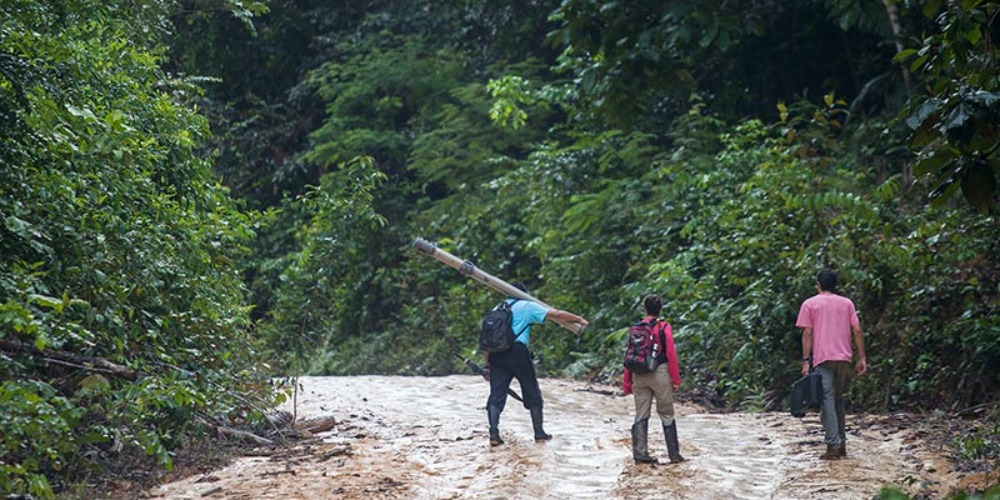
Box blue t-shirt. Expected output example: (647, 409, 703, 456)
(507, 298, 550, 346)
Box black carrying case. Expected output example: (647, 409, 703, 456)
(789, 370, 823, 417)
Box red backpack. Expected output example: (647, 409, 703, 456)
(623, 319, 661, 374)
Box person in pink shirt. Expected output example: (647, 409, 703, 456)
(623, 294, 685, 464)
(796, 269, 868, 460)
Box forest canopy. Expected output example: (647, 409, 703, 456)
(2, 0, 998, 497)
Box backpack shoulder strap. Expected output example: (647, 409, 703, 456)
(514, 322, 530, 338)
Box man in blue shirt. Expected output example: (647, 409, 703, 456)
(482, 283, 588, 446)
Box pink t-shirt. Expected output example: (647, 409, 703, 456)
(795, 293, 859, 366)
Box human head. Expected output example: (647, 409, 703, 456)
(817, 269, 838, 292)
(512, 282, 529, 294)
(643, 294, 662, 316)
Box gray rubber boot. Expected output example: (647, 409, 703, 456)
(530, 407, 552, 441)
(631, 419, 658, 464)
(488, 406, 503, 446)
(664, 421, 686, 463)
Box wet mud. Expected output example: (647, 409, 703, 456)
(150, 376, 958, 499)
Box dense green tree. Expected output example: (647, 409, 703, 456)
(1, 1, 274, 496)
(251, 0, 570, 373)
(238, 0, 999, 416)
(547, 0, 902, 129)
(164, 0, 569, 335)
(895, 0, 1000, 211)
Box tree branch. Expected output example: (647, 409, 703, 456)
(0, 338, 140, 381)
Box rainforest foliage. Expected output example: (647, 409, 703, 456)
(0, 1, 276, 497)
(2, 0, 999, 496)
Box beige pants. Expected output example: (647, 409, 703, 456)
(632, 363, 675, 426)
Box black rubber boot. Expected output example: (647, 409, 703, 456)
(820, 444, 843, 460)
(664, 421, 686, 463)
(631, 419, 658, 464)
(488, 406, 504, 446)
(530, 407, 552, 441)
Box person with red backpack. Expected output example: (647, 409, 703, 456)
(623, 294, 685, 464)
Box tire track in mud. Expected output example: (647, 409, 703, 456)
(150, 376, 957, 499)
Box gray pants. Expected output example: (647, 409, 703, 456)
(816, 361, 852, 448)
(632, 363, 675, 426)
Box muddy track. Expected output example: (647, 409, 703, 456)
(150, 376, 958, 499)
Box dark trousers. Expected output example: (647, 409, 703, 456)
(487, 342, 543, 412)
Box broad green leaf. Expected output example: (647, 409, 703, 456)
(892, 48, 917, 62)
(28, 294, 63, 312)
(905, 99, 942, 130)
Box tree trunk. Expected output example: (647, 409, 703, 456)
(883, 0, 913, 93)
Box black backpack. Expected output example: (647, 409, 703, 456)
(479, 299, 526, 353)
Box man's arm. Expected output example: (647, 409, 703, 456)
(482, 351, 491, 380)
(852, 324, 867, 376)
(800, 327, 813, 376)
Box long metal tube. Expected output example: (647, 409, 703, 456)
(412, 238, 587, 335)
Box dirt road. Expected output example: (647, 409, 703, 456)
(150, 376, 958, 499)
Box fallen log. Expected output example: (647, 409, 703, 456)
(293, 416, 338, 434)
(215, 425, 274, 446)
(196, 417, 275, 446)
(0, 338, 140, 380)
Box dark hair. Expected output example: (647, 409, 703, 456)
(817, 269, 838, 292)
(512, 282, 529, 293)
(643, 294, 662, 316)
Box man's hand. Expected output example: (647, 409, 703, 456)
(482, 367, 490, 381)
(801, 360, 810, 377)
(672, 383, 681, 392)
(855, 358, 867, 376)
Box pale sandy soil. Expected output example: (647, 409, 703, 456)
(149, 375, 959, 499)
